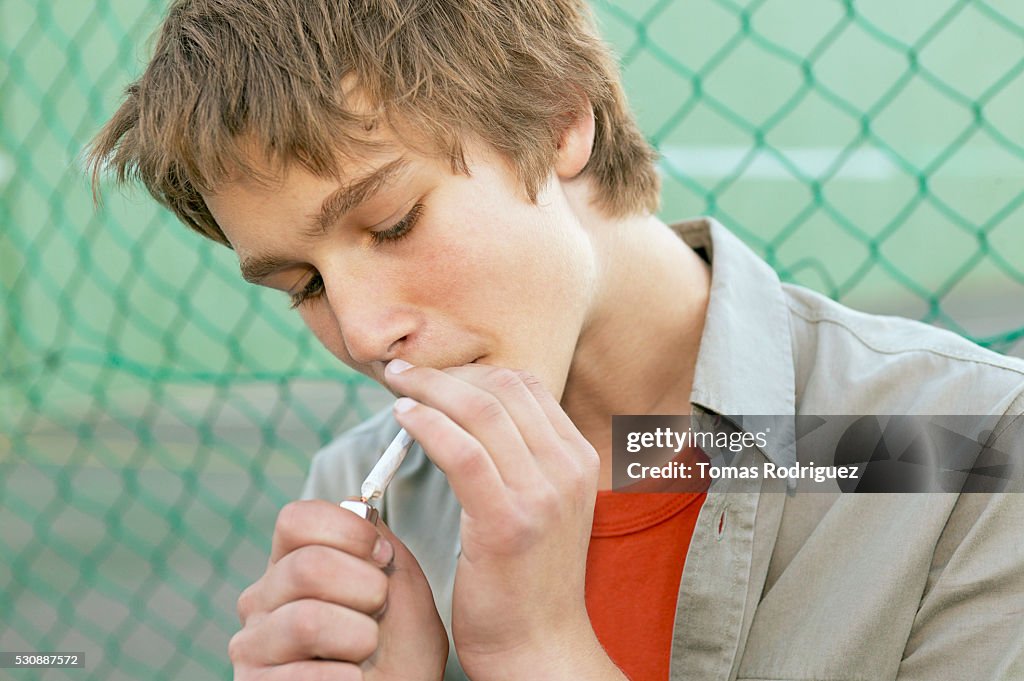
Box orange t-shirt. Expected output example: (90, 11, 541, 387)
(585, 490, 706, 681)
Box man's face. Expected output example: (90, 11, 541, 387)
(203, 138, 599, 399)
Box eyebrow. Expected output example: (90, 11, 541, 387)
(239, 252, 297, 284)
(304, 157, 409, 237)
(238, 157, 408, 284)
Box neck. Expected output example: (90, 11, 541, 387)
(558, 195, 711, 489)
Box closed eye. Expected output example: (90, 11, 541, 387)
(287, 203, 423, 309)
(288, 273, 324, 309)
(370, 203, 423, 245)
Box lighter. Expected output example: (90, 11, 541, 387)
(339, 497, 380, 525)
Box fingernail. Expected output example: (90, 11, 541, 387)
(387, 359, 413, 375)
(372, 536, 394, 567)
(394, 397, 417, 413)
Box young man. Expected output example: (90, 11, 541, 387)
(88, 1, 1023, 680)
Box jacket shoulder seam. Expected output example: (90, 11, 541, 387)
(786, 298, 1024, 381)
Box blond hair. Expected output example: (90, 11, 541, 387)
(86, 0, 660, 247)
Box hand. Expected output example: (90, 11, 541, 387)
(229, 500, 448, 680)
(385, 361, 624, 681)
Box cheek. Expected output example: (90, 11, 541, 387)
(298, 306, 355, 365)
(403, 214, 495, 304)
(429, 205, 592, 326)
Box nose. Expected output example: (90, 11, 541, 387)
(323, 269, 419, 366)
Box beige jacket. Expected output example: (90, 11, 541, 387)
(303, 218, 1024, 681)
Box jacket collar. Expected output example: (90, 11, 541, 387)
(673, 217, 797, 469)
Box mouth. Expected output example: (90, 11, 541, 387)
(376, 355, 486, 380)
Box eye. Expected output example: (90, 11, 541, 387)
(370, 203, 423, 245)
(288, 272, 324, 309)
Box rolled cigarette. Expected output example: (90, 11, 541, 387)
(360, 428, 415, 502)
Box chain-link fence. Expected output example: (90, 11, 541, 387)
(2, 0, 1022, 678)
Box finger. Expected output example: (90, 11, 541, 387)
(511, 367, 587, 445)
(442, 364, 595, 485)
(515, 368, 600, 471)
(392, 397, 516, 520)
(385, 362, 538, 488)
(481, 368, 599, 494)
(235, 660, 362, 681)
(374, 519, 414, 579)
(231, 598, 378, 667)
(442, 364, 568, 460)
(240, 545, 389, 622)
(440, 364, 585, 471)
(269, 499, 381, 565)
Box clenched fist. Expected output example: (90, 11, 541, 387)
(229, 500, 448, 680)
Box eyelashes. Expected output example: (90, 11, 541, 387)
(288, 272, 324, 309)
(370, 203, 423, 245)
(287, 202, 425, 309)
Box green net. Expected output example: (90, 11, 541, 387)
(2, 0, 1022, 678)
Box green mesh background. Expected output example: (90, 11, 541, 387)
(2, 0, 1023, 678)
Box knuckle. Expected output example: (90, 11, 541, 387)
(486, 366, 522, 391)
(586, 455, 601, 483)
(491, 502, 545, 550)
(350, 616, 380, 660)
(236, 583, 258, 623)
(447, 438, 488, 475)
(363, 568, 389, 612)
(464, 392, 505, 424)
(287, 546, 331, 591)
(508, 521, 544, 552)
(514, 369, 543, 391)
(529, 484, 562, 518)
(579, 444, 601, 481)
(287, 599, 325, 648)
(275, 501, 308, 543)
(227, 630, 247, 665)
(566, 441, 601, 490)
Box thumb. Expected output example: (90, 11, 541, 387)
(363, 519, 450, 677)
(374, 518, 425, 580)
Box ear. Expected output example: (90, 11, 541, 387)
(554, 103, 596, 180)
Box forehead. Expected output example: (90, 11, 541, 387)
(202, 126, 503, 251)
(203, 129, 475, 282)
(214, 123, 401, 189)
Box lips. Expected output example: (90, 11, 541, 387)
(376, 355, 485, 381)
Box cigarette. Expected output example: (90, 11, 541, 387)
(360, 428, 415, 503)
